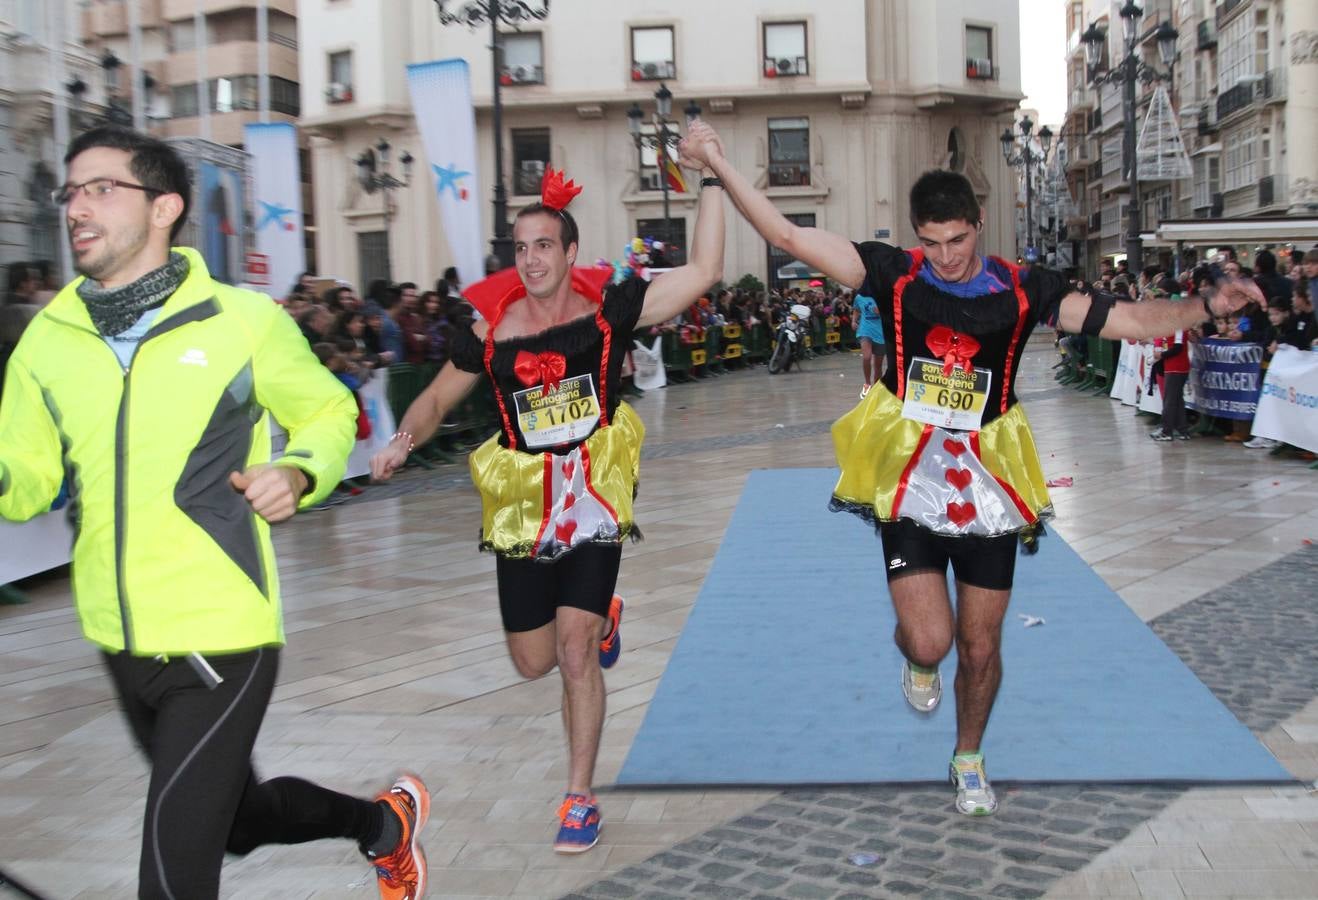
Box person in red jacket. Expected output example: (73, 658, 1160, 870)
(1150, 329, 1191, 441)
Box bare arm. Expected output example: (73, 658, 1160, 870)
(638, 160, 726, 327)
(687, 122, 866, 290)
(370, 320, 486, 480)
(1054, 277, 1264, 341)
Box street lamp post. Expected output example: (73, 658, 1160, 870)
(356, 137, 415, 280)
(1000, 115, 1053, 260)
(626, 84, 700, 261)
(432, 0, 551, 270)
(65, 74, 89, 133)
(100, 50, 133, 126)
(1081, 2, 1178, 272)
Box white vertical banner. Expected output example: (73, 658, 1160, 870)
(243, 122, 305, 298)
(407, 59, 486, 290)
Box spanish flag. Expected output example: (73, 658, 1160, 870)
(657, 140, 688, 193)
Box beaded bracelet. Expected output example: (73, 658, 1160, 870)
(391, 431, 415, 453)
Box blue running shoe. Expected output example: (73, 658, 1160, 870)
(554, 793, 601, 853)
(599, 595, 623, 669)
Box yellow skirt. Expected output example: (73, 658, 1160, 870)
(470, 402, 644, 560)
(830, 384, 1052, 535)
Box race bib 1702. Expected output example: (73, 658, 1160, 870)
(901, 356, 993, 431)
(513, 373, 601, 449)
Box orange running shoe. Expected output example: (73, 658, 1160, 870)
(370, 773, 430, 900)
(599, 595, 623, 669)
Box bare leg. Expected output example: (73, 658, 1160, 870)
(889, 571, 955, 668)
(951, 580, 1011, 753)
(860, 338, 874, 385)
(555, 606, 606, 795)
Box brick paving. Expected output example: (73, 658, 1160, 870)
(565, 545, 1317, 899)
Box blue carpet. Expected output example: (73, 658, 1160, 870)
(618, 468, 1290, 786)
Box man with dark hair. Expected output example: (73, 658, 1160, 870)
(1253, 249, 1292, 305)
(0, 125, 428, 899)
(685, 121, 1262, 816)
(372, 161, 725, 854)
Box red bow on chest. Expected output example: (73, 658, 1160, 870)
(925, 325, 980, 376)
(514, 350, 567, 396)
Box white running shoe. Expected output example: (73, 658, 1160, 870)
(901, 660, 941, 712)
(1243, 437, 1280, 449)
(949, 753, 998, 816)
(859, 383, 872, 399)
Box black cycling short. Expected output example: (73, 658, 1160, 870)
(879, 517, 1019, 591)
(495, 542, 622, 632)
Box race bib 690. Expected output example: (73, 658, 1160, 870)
(901, 356, 992, 431)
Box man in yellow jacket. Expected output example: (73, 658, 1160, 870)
(0, 126, 428, 899)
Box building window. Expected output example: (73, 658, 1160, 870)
(767, 117, 810, 187)
(966, 25, 994, 80)
(170, 19, 196, 53)
(763, 21, 807, 78)
(767, 213, 816, 291)
(171, 82, 199, 118)
(1224, 125, 1256, 192)
(357, 231, 391, 293)
(1217, 13, 1251, 94)
(1193, 155, 1220, 210)
(500, 32, 544, 85)
(328, 51, 353, 102)
(636, 125, 682, 192)
(636, 218, 686, 267)
(631, 26, 676, 81)
(271, 77, 301, 117)
(512, 128, 551, 195)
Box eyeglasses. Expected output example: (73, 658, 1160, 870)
(51, 178, 165, 206)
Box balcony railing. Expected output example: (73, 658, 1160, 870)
(1216, 82, 1253, 121)
(1216, 0, 1248, 29)
(1262, 68, 1286, 103)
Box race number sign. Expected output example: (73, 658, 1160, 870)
(902, 356, 992, 431)
(513, 374, 601, 449)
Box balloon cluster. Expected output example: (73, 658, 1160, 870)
(609, 235, 666, 283)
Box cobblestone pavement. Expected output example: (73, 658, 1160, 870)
(562, 546, 1316, 900)
(1150, 545, 1318, 733)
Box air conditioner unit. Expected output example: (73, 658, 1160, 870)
(505, 65, 539, 84)
(326, 82, 352, 103)
(772, 56, 806, 76)
(967, 58, 994, 79)
(636, 60, 674, 80)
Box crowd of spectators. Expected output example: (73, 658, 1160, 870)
(1057, 246, 1318, 455)
(654, 283, 856, 340)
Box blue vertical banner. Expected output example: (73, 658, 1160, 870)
(407, 59, 485, 290)
(244, 122, 305, 298)
(1191, 338, 1264, 420)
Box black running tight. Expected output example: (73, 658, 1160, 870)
(104, 648, 382, 900)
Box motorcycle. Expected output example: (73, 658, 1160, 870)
(768, 304, 812, 375)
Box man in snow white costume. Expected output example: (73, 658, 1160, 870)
(372, 159, 724, 852)
(683, 122, 1261, 816)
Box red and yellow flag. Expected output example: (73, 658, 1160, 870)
(657, 140, 688, 193)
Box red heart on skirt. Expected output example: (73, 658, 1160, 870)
(555, 519, 578, 543)
(562, 459, 576, 480)
(562, 490, 576, 511)
(945, 469, 973, 491)
(943, 439, 968, 457)
(946, 501, 977, 527)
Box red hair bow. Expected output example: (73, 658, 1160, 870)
(540, 167, 583, 211)
(514, 350, 567, 396)
(926, 326, 980, 376)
